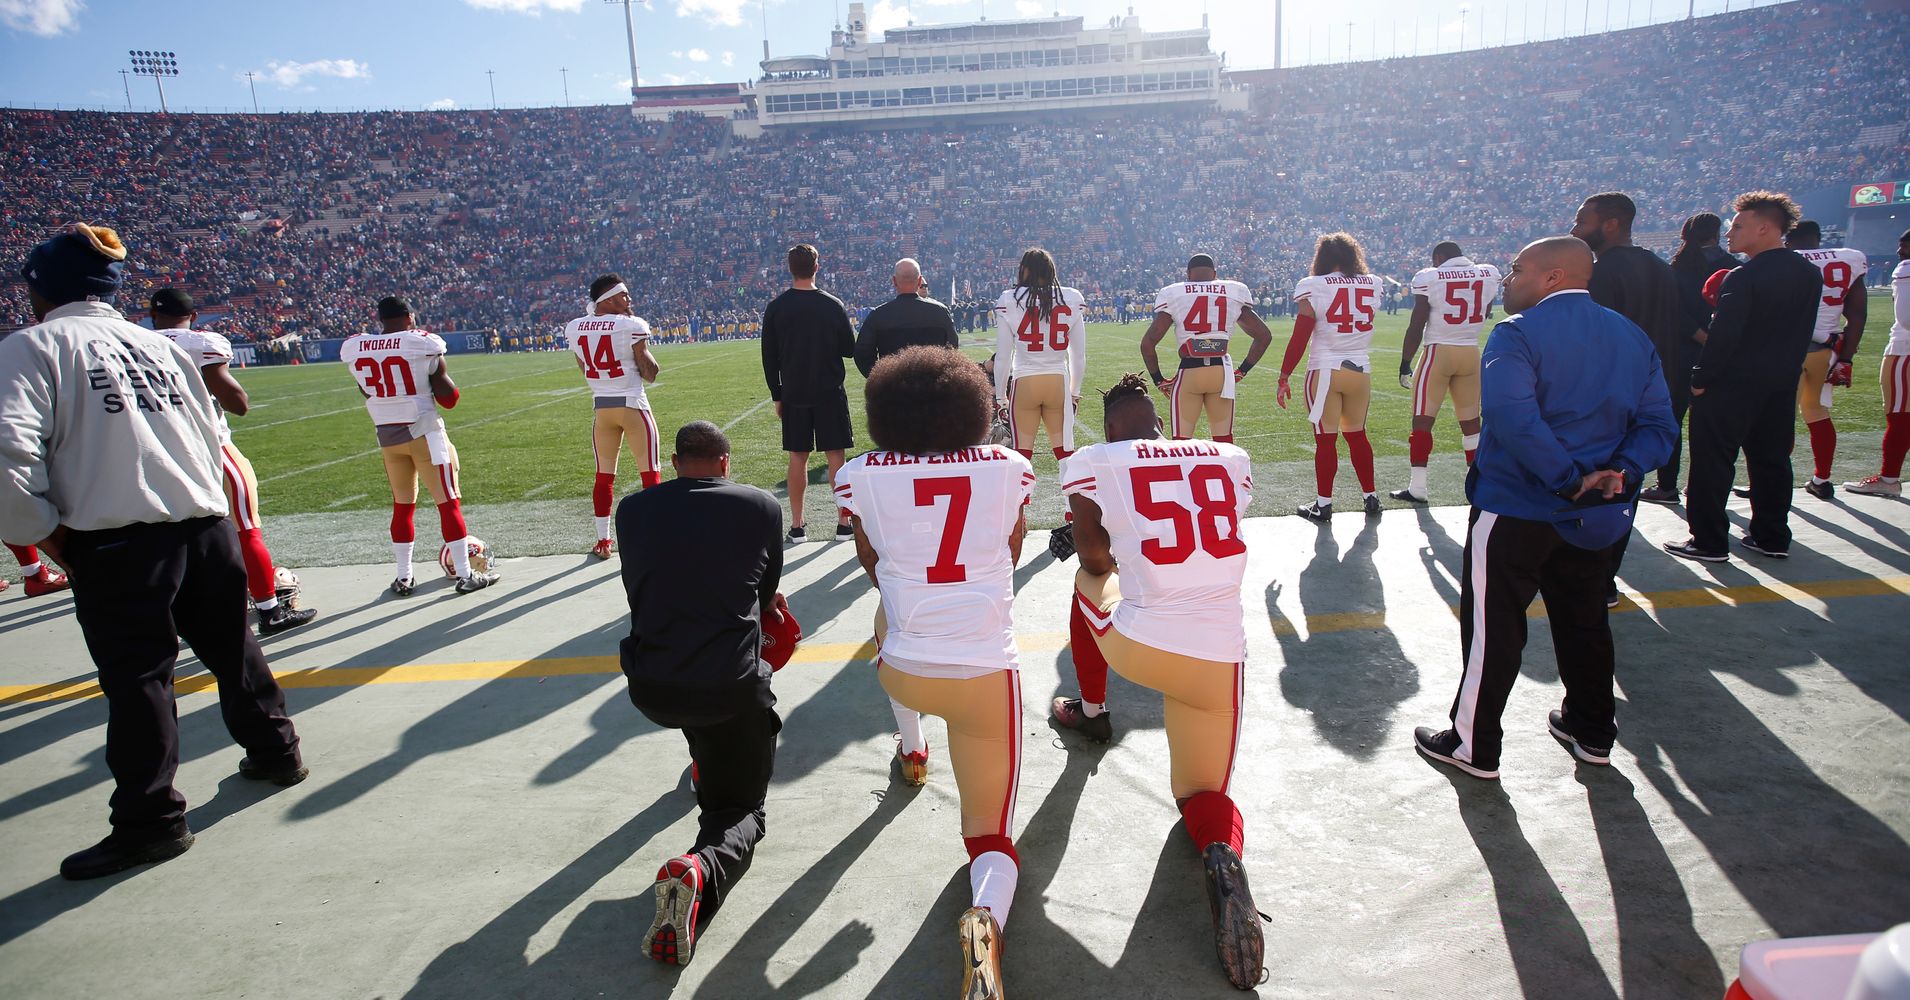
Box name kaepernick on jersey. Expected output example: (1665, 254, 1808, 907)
(1061, 438, 1253, 663)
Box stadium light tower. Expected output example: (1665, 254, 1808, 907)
(117, 69, 131, 110)
(605, 0, 647, 98)
(1459, 4, 1470, 50)
(128, 49, 179, 113)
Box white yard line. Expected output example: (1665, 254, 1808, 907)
(721, 397, 774, 432)
(523, 483, 556, 498)
(260, 389, 588, 484)
(324, 493, 368, 508)
(239, 368, 563, 431)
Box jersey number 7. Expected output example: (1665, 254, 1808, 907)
(915, 476, 973, 583)
(1128, 464, 1245, 565)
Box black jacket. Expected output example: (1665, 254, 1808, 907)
(761, 287, 854, 405)
(1691, 247, 1821, 392)
(1670, 244, 1737, 367)
(1589, 244, 1683, 382)
(854, 292, 959, 377)
(616, 476, 783, 716)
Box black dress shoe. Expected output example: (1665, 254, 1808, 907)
(61, 828, 194, 880)
(239, 755, 310, 786)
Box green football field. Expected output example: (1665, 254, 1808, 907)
(226, 311, 1892, 562)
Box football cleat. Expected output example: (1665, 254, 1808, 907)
(1296, 501, 1332, 523)
(257, 604, 318, 636)
(389, 576, 416, 598)
(958, 907, 1006, 1000)
(1387, 488, 1428, 504)
(1202, 843, 1268, 990)
(896, 740, 930, 787)
(23, 567, 69, 597)
(1803, 479, 1834, 501)
(644, 855, 704, 967)
(454, 571, 501, 594)
(1047, 522, 1077, 561)
(1050, 697, 1112, 743)
(1363, 493, 1383, 517)
(785, 524, 806, 544)
(438, 537, 493, 580)
(590, 538, 614, 560)
(1845, 475, 1902, 497)
(835, 522, 855, 541)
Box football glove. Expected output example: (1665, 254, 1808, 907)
(1399, 371, 1414, 390)
(1829, 361, 1853, 387)
(1047, 522, 1077, 562)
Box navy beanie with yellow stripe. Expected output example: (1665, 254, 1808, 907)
(21, 224, 128, 305)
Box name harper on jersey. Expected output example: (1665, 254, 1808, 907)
(1129, 440, 1221, 458)
(864, 447, 1010, 466)
(574, 319, 620, 332)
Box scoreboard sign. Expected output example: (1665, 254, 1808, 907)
(1849, 181, 1910, 208)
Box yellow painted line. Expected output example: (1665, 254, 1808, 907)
(4, 574, 1906, 707)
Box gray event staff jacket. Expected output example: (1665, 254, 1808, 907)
(0, 300, 229, 542)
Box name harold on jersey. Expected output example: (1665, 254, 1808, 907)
(85, 338, 188, 414)
(1129, 440, 1222, 459)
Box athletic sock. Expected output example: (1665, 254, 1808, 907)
(1313, 433, 1339, 498)
(17, 560, 42, 577)
(1316, 495, 1334, 509)
(438, 499, 468, 543)
(890, 698, 926, 755)
(392, 542, 414, 581)
(1068, 599, 1110, 706)
(1178, 790, 1246, 857)
(1409, 466, 1429, 497)
(1808, 418, 1835, 481)
(967, 849, 1020, 927)
(1081, 701, 1106, 718)
(1408, 429, 1433, 467)
(1345, 430, 1377, 493)
(1883, 412, 1910, 478)
(446, 536, 472, 578)
(1016, 448, 1035, 461)
(254, 595, 279, 612)
(236, 527, 276, 603)
(640, 470, 661, 489)
(390, 503, 417, 579)
(1051, 446, 1072, 460)
(1214, 433, 1234, 444)
(4, 542, 36, 567)
(593, 471, 615, 518)
(594, 516, 612, 542)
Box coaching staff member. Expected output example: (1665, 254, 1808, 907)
(853, 257, 958, 377)
(0, 225, 306, 880)
(1667, 191, 1822, 562)
(761, 244, 856, 543)
(618, 420, 792, 968)
(1415, 236, 1673, 780)
(1645, 212, 1737, 505)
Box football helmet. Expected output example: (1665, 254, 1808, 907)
(439, 537, 494, 579)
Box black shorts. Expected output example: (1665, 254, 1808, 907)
(782, 391, 854, 453)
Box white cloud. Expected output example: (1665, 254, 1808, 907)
(673, 0, 748, 28)
(865, 0, 910, 36)
(659, 70, 712, 85)
(1014, 0, 1045, 17)
(721, 50, 734, 67)
(252, 58, 373, 88)
(686, 47, 709, 62)
(427, 97, 457, 109)
(462, 0, 585, 13)
(0, 0, 83, 36)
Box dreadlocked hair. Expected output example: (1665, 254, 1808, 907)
(1102, 372, 1153, 406)
(1015, 247, 1060, 321)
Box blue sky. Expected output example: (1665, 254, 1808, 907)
(0, 0, 1780, 112)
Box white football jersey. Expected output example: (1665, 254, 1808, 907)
(1293, 272, 1385, 369)
(992, 285, 1087, 395)
(566, 313, 653, 406)
(163, 327, 236, 443)
(341, 329, 446, 425)
(834, 446, 1035, 678)
(1060, 438, 1253, 663)
(1889, 259, 1910, 357)
(1796, 247, 1869, 344)
(1153, 279, 1253, 359)
(1408, 258, 1502, 347)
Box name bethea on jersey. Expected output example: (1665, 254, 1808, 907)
(84, 338, 189, 414)
(1128, 441, 1222, 458)
(863, 447, 1013, 466)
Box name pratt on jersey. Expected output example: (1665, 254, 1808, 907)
(864, 447, 1010, 467)
(1130, 441, 1222, 459)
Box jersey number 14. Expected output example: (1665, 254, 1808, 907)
(578, 335, 627, 379)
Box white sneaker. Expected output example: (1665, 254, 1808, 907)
(1844, 475, 1902, 497)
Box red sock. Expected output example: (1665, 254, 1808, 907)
(1465, 448, 1477, 465)
(962, 834, 1020, 865)
(640, 470, 662, 489)
(1345, 430, 1376, 493)
(593, 472, 615, 518)
(1051, 446, 1072, 460)
(236, 527, 276, 602)
(5, 542, 36, 565)
(1314, 433, 1339, 498)
(1068, 599, 1109, 705)
(1016, 449, 1035, 461)
(1178, 790, 1245, 856)
(438, 500, 468, 542)
(1409, 429, 1434, 466)
(1214, 434, 1233, 444)
(1807, 418, 1836, 480)
(390, 503, 416, 543)
(1884, 412, 1910, 479)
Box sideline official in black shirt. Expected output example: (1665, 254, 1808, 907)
(761, 243, 856, 543)
(1668, 191, 1823, 562)
(617, 420, 788, 965)
(854, 257, 959, 377)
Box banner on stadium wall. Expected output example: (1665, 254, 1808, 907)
(1849, 181, 1910, 208)
(299, 330, 495, 363)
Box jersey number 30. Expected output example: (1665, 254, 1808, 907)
(353, 356, 418, 399)
(1128, 464, 1245, 565)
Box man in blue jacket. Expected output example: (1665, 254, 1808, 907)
(1416, 237, 1675, 780)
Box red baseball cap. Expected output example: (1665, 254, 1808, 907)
(1702, 267, 1734, 308)
(761, 605, 802, 672)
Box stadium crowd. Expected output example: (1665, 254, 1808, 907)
(1, 2, 1903, 354)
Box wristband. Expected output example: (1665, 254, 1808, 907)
(1150, 371, 1167, 385)
(436, 386, 461, 409)
(1235, 361, 1254, 376)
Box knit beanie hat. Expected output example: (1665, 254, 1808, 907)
(21, 224, 128, 305)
